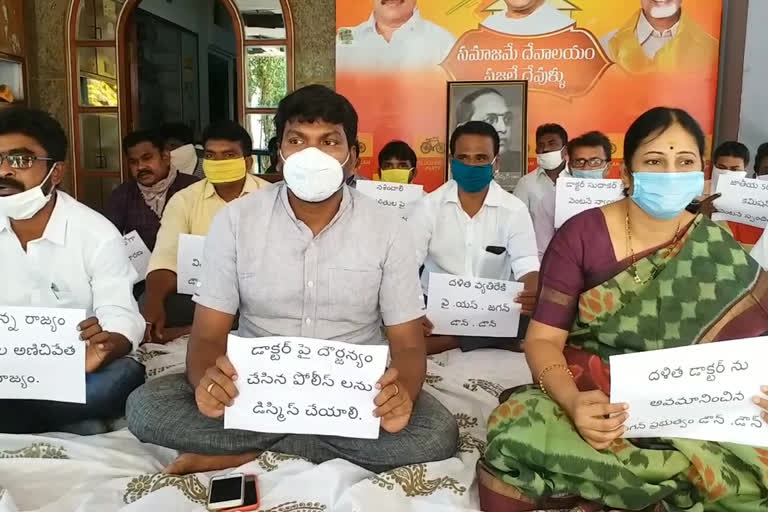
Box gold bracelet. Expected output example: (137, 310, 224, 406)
(538, 364, 574, 396)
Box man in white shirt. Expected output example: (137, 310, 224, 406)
(752, 232, 768, 271)
(600, 0, 718, 74)
(531, 131, 612, 259)
(410, 121, 539, 353)
(0, 107, 145, 434)
(337, 0, 456, 71)
(482, 0, 574, 36)
(513, 123, 569, 212)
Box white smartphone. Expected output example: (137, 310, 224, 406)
(207, 473, 245, 510)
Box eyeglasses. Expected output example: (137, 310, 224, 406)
(483, 113, 515, 126)
(0, 154, 55, 170)
(570, 158, 608, 169)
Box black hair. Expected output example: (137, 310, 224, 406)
(0, 106, 67, 162)
(536, 123, 568, 147)
(274, 84, 358, 147)
(713, 141, 750, 167)
(755, 143, 768, 172)
(456, 88, 505, 125)
(202, 120, 253, 156)
(378, 140, 417, 168)
(160, 122, 195, 146)
(123, 129, 165, 154)
(568, 131, 612, 161)
(450, 121, 501, 156)
(623, 107, 705, 171)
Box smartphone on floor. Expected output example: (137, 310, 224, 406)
(223, 475, 259, 512)
(207, 473, 245, 510)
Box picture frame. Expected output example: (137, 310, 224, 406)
(446, 80, 528, 191)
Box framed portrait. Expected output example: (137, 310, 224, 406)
(446, 80, 528, 191)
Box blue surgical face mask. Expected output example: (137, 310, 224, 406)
(572, 167, 606, 180)
(631, 171, 705, 220)
(451, 158, 495, 193)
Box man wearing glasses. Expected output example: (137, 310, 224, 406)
(530, 131, 612, 259)
(0, 107, 145, 434)
(455, 88, 523, 186)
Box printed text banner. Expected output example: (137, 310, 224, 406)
(426, 273, 523, 337)
(0, 306, 86, 403)
(225, 336, 389, 439)
(610, 337, 768, 447)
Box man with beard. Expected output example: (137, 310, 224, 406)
(337, 0, 456, 71)
(0, 107, 145, 433)
(126, 85, 458, 475)
(104, 130, 199, 254)
(601, 0, 718, 74)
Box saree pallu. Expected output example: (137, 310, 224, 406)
(484, 218, 768, 511)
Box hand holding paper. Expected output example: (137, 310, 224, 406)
(225, 336, 389, 439)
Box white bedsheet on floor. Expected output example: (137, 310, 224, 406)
(0, 342, 532, 512)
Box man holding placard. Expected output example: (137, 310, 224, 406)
(409, 121, 539, 353)
(0, 107, 145, 433)
(127, 85, 458, 475)
(142, 122, 269, 344)
(531, 131, 615, 258)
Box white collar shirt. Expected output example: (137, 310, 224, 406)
(636, 10, 679, 59)
(0, 192, 144, 350)
(512, 166, 569, 212)
(409, 180, 540, 295)
(336, 9, 457, 71)
(481, 3, 575, 35)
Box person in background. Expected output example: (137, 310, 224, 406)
(514, 123, 569, 212)
(162, 122, 203, 178)
(0, 107, 144, 433)
(708, 141, 762, 250)
(478, 107, 768, 512)
(142, 121, 270, 344)
(481, 0, 575, 36)
(337, 0, 456, 71)
(265, 136, 279, 174)
(531, 131, 612, 259)
(127, 84, 457, 475)
(375, 140, 418, 184)
(344, 140, 366, 188)
(755, 142, 768, 179)
(409, 121, 539, 354)
(104, 130, 199, 253)
(601, 0, 719, 74)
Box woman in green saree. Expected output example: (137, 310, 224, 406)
(478, 107, 768, 512)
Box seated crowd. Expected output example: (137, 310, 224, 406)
(2, 84, 768, 510)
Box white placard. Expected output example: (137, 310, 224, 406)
(355, 181, 424, 219)
(123, 231, 151, 282)
(610, 337, 768, 447)
(426, 273, 524, 337)
(0, 306, 86, 403)
(225, 336, 389, 439)
(555, 178, 624, 228)
(712, 177, 768, 228)
(177, 234, 205, 295)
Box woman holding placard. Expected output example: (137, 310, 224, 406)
(477, 107, 768, 511)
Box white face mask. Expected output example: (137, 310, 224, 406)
(281, 147, 348, 203)
(537, 149, 564, 171)
(711, 167, 746, 194)
(170, 144, 198, 174)
(650, 4, 680, 19)
(0, 164, 57, 220)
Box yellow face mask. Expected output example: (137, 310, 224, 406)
(380, 168, 413, 184)
(202, 158, 247, 184)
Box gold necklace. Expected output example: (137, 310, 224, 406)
(625, 206, 681, 285)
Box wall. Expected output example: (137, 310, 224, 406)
(739, 0, 768, 159)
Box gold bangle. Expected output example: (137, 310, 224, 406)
(538, 364, 574, 396)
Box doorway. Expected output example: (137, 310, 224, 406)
(125, 0, 239, 135)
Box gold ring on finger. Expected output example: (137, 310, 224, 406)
(206, 382, 215, 394)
